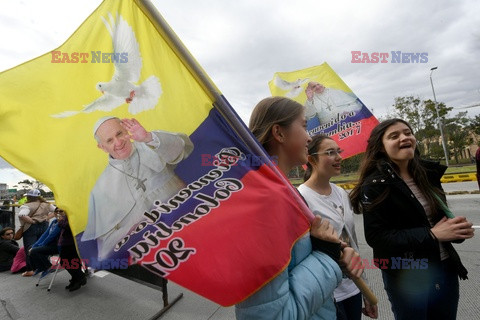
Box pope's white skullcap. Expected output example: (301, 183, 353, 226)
(93, 116, 119, 137)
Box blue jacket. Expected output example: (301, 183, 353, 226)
(32, 219, 61, 248)
(235, 234, 342, 319)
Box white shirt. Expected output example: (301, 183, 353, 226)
(298, 183, 362, 302)
(18, 203, 56, 216)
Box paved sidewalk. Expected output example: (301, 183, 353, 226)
(441, 181, 479, 194)
(0, 183, 478, 319)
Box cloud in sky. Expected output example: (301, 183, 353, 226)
(154, 0, 480, 120)
(1, 0, 479, 186)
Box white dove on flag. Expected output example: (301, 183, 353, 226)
(273, 76, 309, 98)
(52, 13, 162, 118)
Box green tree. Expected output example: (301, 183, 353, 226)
(427, 142, 445, 161)
(444, 112, 471, 164)
(17, 179, 33, 191)
(17, 179, 45, 191)
(341, 153, 363, 174)
(391, 96, 453, 158)
(467, 114, 480, 135)
(391, 96, 425, 134)
(421, 99, 451, 136)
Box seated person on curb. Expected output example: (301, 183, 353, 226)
(0, 227, 20, 272)
(29, 215, 61, 277)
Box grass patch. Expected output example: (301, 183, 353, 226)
(444, 165, 476, 174)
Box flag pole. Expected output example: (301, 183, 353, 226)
(135, 0, 314, 220)
(136, 0, 377, 306)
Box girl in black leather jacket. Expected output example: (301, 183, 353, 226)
(350, 119, 474, 320)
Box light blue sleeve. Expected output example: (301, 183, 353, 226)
(235, 239, 342, 320)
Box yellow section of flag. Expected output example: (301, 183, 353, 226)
(268, 62, 354, 104)
(0, 0, 214, 234)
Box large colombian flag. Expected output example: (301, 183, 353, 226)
(0, 0, 312, 306)
(269, 63, 379, 158)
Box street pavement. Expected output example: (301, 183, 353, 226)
(0, 182, 478, 320)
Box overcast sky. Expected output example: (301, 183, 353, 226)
(1, 0, 479, 187)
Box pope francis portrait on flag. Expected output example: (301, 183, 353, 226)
(81, 116, 193, 259)
(304, 81, 363, 124)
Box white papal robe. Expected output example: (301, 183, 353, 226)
(305, 88, 363, 124)
(82, 130, 193, 259)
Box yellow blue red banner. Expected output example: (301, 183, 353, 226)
(269, 63, 379, 158)
(0, 0, 311, 306)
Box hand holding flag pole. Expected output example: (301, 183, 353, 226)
(140, 0, 378, 307)
(352, 278, 378, 306)
(341, 248, 378, 307)
(312, 217, 378, 306)
(339, 241, 378, 306)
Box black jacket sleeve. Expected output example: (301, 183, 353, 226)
(361, 184, 438, 255)
(0, 240, 20, 257)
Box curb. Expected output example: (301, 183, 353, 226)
(441, 173, 477, 183)
(335, 184, 480, 194)
(334, 173, 478, 191)
(446, 190, 480, 195)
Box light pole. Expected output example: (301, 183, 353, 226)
(429, 67, 449, 166)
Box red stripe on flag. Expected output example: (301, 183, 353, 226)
(333, 116, 379, 158)
(139, 164, 310, 306)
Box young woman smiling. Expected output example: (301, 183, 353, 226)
(299, 134, 377, 319)
(350, 119, 474, 320)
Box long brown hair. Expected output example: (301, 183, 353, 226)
(303, 134, 333, 181)
(249, 96, 304, 152)
(350, 118, 444, 214)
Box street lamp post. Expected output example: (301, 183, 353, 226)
(429, 67, 449, 166)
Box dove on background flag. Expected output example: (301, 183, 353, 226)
(269, 63, 379, 159)
(273, 75, 309, 98)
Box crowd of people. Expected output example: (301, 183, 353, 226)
(0, 190, 87, 292)
(0, 96, 476, 319)
(235, 97, 475, 320)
